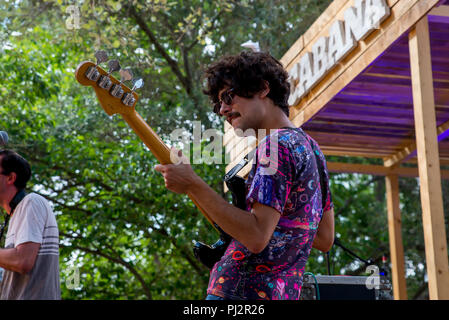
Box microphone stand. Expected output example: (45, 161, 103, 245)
(333, 238, 373, 266)
(332, 238, 389, 277)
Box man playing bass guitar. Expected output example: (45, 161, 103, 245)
(155, 51, 334, 300)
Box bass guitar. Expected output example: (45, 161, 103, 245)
(75, 51, 236, 268)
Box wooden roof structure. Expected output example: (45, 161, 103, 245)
(224, 0, 449, 299)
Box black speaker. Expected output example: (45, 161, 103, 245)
(300, 275, 392, 300)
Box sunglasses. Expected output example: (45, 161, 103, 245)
(213, 88, 235, 114)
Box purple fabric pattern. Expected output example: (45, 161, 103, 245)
(207, 128, 333, 300)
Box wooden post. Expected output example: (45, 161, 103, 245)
(409, 16, 449, 300)
(385, 174, 407, 300)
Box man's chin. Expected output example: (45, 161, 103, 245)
(229, 116, 240, 128)
(233, 123, 257, 138)
(230, 117, 243, 130)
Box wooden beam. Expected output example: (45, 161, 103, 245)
(384, 119, 449, 167)
(225, 160, 449, 190)
(409, 16, 449, 300)
(326, 161, 449, 179)
(383, 141, 417, 167)
(437, 119, 449, 141)
(428, 5, 449, 23)
(307, 131, 414, 146)
(385, 175, 408, 300)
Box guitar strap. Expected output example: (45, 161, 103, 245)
(0, 189, 27, 243)
(295, 129, 328, 210)
(283, 127, 328, 210)
(224, 149, 255, 211)
(224, 148, 256, 182)
(315, 150, 329, 210)
(225, 128, 328, 210)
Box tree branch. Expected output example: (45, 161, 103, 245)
(144, 225, 206, 275)
(185, 10, 223, 52)
(127, 4, 192, 95)
(412, 282, 428, 300)
(335, 176, 384, 218)
(34, 190, 95, 216)
(60, 233, 153, 299)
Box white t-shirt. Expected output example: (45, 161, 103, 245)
(0, 193, 60, 299)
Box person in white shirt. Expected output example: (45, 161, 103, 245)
(0, 149, 60, 300)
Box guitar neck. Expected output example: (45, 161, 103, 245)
(120, 111, 217, 229)
(122, 112, 172, 164)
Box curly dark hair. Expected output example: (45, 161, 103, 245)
(203, 51, 290, 116)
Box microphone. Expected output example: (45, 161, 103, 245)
(0, 131, 9, 146)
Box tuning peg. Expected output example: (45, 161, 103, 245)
(95, 50, 109, 64)
(107, 60, 121, 73)
(110, 65, 131, 99)
(86, 50, 108, 82)
(85, 50, 109, 81)
(131, 78, 144, 91)
(98, 59, 121, 90)
(119, 68, 133, 82)
(122, 78, 144, 107)
(0, 131, 8, 146)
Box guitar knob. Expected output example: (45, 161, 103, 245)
(85, 50, 109, 81)
(94, 50, 108, 64)
(132, 78, 144, 91)
(98, 58, 122, 90)
(119, 68, 133, 82)
(109, 66, 131, 99)
(107, 60, 121, 73)
(110, 83, 124, 98)
(98, 75, 113, 90)
(85, 66, 101, 81)
(121, 78, 143, 107)
(0, 131, 8, 146)
(121, 92, 136, 107)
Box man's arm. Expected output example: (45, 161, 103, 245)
(0, 242, 40, 274)
(190, 179, 281, 254)
(155, 163, 280, 254)
(312, 208, 335, 252)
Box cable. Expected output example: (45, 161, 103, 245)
(304, 272, 320, 300)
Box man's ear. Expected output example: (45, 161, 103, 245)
(6, 172, 17, 186)
(259, 81, 270, 98)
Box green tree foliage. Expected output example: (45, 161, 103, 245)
(1, 0, 446, 300)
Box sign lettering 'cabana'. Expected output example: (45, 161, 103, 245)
(288, 0, 390, 106)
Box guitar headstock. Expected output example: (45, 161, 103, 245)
(75, 51, 143, 116)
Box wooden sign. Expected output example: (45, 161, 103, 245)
(288, 0, 391, 106)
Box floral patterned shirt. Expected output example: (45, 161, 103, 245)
(207, 127, 333, 300)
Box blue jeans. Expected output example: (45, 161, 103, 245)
(206, 294, 225, 300)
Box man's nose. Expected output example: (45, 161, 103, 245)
(219, 102, 232, 116)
